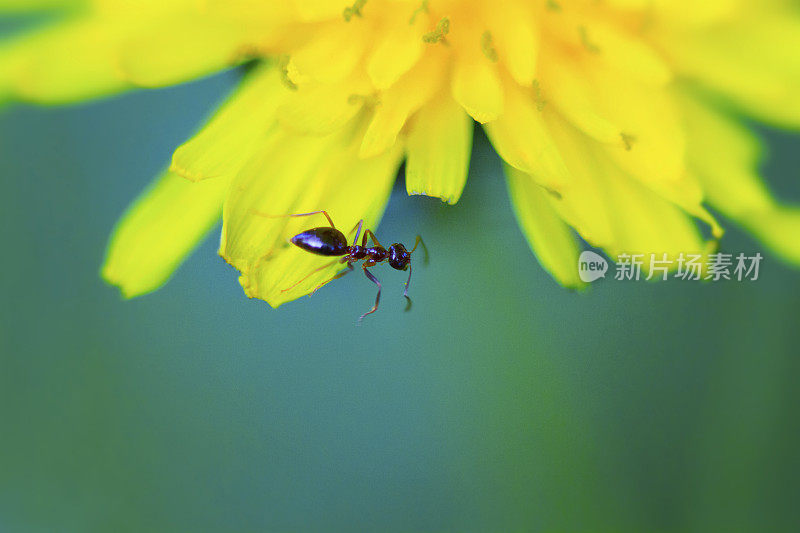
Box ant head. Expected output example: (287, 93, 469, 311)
(388, 243, 410, 271)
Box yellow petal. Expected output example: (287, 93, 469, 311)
(605, 0, 653, 11)
(246, 144, 403, 307)
(0, 5, 239, 102)
(171, 65, 291, 182)
(543, 111, 706, 261)
(652, 0, 743, 28)
(578, 60, 686, 186)
(221, 124, 359, 270)
(586, 21, 672, 86)
(680, 92, 771, 216)
(564, 63, 722, 238)
(405, 90, 473, 204)
(0, 0, 83, 11)
(291, 0, 350, 22)
(659, 12, 800, 127)
(539, 52, 621, 144)
(366, 15, 425, 90)
(451, 49, 504, 123)
(277, 77, 366, 135)
(359, 51, 443, 158)
(93, 0, 197, 15)
(504, 164, 585, 288)
(561, 61, 719, 233)
(220, 123, 403, 307)
(287, 21, 365, 84)
(485, 2, 539, 87)
(102, 171, 228, 298)
(483, 81, 570, 193)
(114, 15, 253, 88)
(745, 208, 800, 264)
(0, 18, 130, 104)
(681, 92, 800, 263)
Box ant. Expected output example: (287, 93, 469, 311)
(255, 210, 428, 323)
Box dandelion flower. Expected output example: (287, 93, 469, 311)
(2, 0, 800, 306)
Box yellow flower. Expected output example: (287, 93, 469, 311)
(2, 0, 800, 306)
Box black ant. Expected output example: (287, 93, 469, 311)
(255, 210, 428, 323)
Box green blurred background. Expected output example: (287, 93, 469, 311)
(1, 53, 799, 532)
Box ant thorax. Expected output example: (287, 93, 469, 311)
(365, 246, 389, 263)
(347, 245, 367, 260)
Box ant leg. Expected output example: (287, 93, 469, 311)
(403, 264, 413, 312)
(410, 235, 429, 265)
(310, 263, 354, 295)
(349, 219, 364, 246)
(251, 209, 336, 228)
(280, 259, 339, 293)
(361, 229, 383, 248)
(358, 263, 382, 324)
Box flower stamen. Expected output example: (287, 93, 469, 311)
(621, 133, 637, 151)
(481, 31, 499, 63)
(348, 93, 381, 108)
(409, 0, 429, 25)
(277, 55, 297, 90)
(423, 17, 450, 44)
(343, 0, 368, 22)
(578, 25, 600, 53)
(532, 80, 547, 111)
(546, 0, 562, 12)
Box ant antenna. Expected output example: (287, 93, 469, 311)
(410, 235, 429, 265)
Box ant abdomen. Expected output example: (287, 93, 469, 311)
(290, 227, 348, 256)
